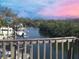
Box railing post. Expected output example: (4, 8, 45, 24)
(2, 42, 6, 59)
(62, 40, 64, 59)
(38, 40, 40, 59)
(30, 42, 33, 59)
(14, 43, 17, 59)
(74, 39, 79, 59)
(11, 42, 15, 59)
(77, 39, 79, 59)
(71, 40, 75, 59)
(67, 39, 74, 59)
(22, 42, 24, 59)
(44, 40, 46, 59)
(17, 41, 20, 59)
(23, 41, 27, 59)
(68, 40, 70, 51)
(50, 40, 52, 59)
(56, 40, 58, 59)
(67, 40, 70, 59)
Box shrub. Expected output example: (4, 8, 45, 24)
(39, 21, 79, 37)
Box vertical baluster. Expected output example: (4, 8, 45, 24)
(76, 39, 79, 59)
(77, 39, 79, 59)
(22, 42, 24, 59)
(75, 39, 77, 59)
(62, 40, 64, 59)
(2, 42, 6, 59)
(14, 42, 16, 59)
(24, 41, 27, 59)
(71, 40, 73, 59)
(67, 40, 73, 59)
(56, 40, 58, 59)
(67, 40, 71, 59)
(71, 40, 74, 59)
(67, 39, 74, 59)
(11, 42, 14, 59)
(50, 40, 52, 59)
(30, 42, 33, 59)
(38, 40, 40, 59)
(44, 40, 46, 59)
(68, 40, 70, 51)
(17, 41, 20, 59)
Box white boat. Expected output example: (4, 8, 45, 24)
(16, 27, 26, 36)
(15, 23, 27, 37)
(0, 27, 13, 39)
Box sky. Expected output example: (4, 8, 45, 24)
(0, 0, 79, 19)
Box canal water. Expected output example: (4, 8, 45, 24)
(26, 27, 44, 38)
(16, 27, 45, 39)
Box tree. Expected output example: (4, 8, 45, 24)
(0, 6, 17, 26)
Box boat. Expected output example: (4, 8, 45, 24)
(16, 27, 26, 36)
(15, 23, 27, 37)
(0, 27, 13, 39)
(0, 23, 27, 39)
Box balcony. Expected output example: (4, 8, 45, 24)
(0, 37, 78, 59)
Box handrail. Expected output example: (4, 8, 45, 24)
(0, 36, 76, 42)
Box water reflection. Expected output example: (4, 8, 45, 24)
(26, 27, 43, 38)
(16, 27, 44, 39)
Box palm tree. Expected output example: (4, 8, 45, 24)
(0, 6, 17, 26)
(0, 6, 17, 20)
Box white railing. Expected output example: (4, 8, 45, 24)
(0, 37, 78, 59)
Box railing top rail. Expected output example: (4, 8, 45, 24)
(75, 37, 79, 40)
(0, 36, 76, 42)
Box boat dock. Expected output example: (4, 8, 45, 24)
(0, 37, 79, 59)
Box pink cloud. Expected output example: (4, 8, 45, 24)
(38, 2, 79, 17)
